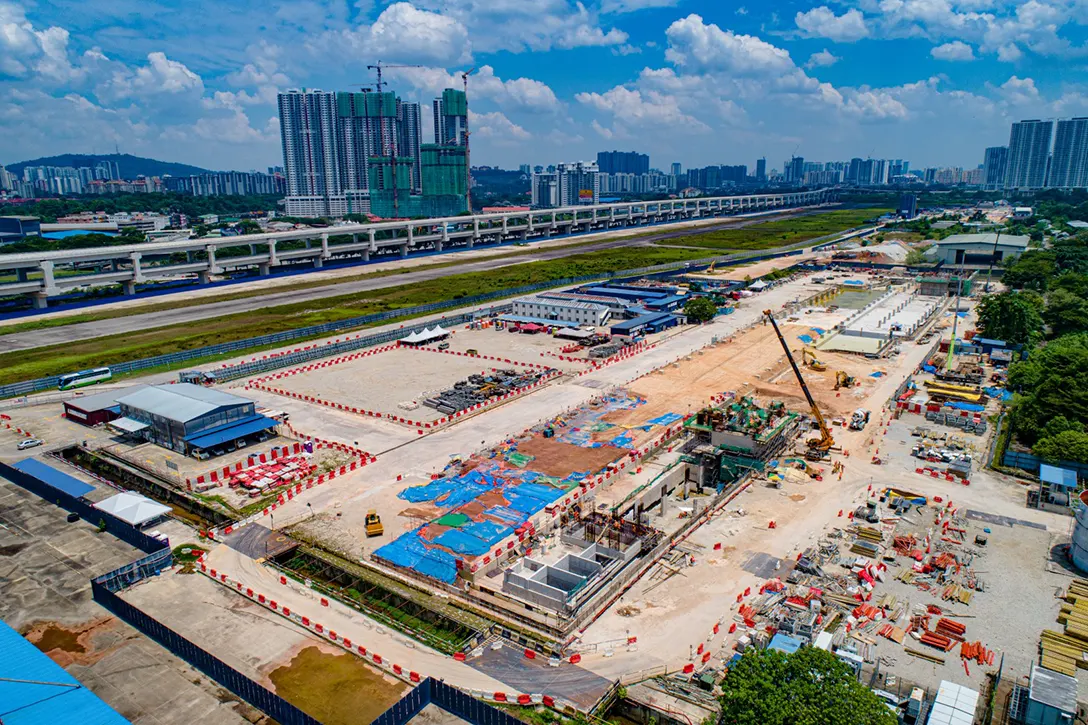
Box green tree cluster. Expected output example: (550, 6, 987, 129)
(975, 291, 1044, 345)
(718, 647, 896, 725)
(684, 296, 718, 323)
(0, 192, 280, 223)
(1007, 334, 1088, 460)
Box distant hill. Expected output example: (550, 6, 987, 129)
(4, 153, 212, 178)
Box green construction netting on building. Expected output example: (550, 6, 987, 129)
(337, 91, 398, 118)
(421, 144, 467, 197)
(441, 88, 467, 117)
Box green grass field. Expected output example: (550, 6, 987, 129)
(0, 205, 887, 388)
(654, 207, 890, 251)
(0, 245, 710, 386)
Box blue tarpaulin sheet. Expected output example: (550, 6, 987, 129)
(399, 473, 495, 508)
(843, 279, 864, 285)
(984, 387, 1013, 401)
(810, 327, 826, 335)
(648, 413, 684, 426)
(946, 401, 985, 412)
(870, 371, 885, 378)
(434, 529, 491, 555)
(609, 432, 634, 447)
(486, 506, 529, 525)
(922, 364, 937, 373)
(463, 520, 511, 545)
(375, 529, 460, 583)
(797, 334, 815, 344)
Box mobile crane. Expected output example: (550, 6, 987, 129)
(764, 310, 836, 460)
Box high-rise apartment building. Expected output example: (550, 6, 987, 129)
(1050, 118, 1088, 189)
(432, 89, 468, 146)
(398, 101, 423, 193)
(279, 88, 425, 216)
(1005, 120, 1053, 190)
(531, 171, 559, 208)
(596, 151, 648, 175)
(557, 162, 600, 206)
(670, 162, 682, 177)
(982, 146, 1008, 190)
(755, 158, 766, 182)
(787, 156, 805, 185)
(279, 89, 342, 211)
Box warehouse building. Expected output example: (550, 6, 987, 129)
(927, 234, 1029, 267)
(511, 295, 611, 326)
(111, 384, 278, 456)
(62, 386, 148, 427)
(610, 312, 681, 337)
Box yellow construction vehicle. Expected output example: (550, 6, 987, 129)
(764, 310, 836, 460)
(802, 347, 828, 372)
(707, 261, 717, 273)
(365, 510, 384, 537)
(834, 371, 856, 390)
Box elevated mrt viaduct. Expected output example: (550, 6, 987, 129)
(1, 189, 834, 308)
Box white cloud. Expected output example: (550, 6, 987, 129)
(931, 40, 976, 60)
(997, 43, 1023, 62)
(0, 2, 85, 81)
(665, 14, 795, 76)
(408, 0, 628, 54)
(997, 75, 1041, 106)
(576, 85, 711, 133)
(100, 52, 204, 101)
(736, 7, 748, 15)
(315, 2, 472, 66)
(795, 7, 870, 42)
(612, 43, 643, 56)
(390, 64, 559, 113)
(470, 110, 530, 141)
(805, 49, 841, 68)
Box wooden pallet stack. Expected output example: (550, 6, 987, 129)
(1040, 579, 1088, 677)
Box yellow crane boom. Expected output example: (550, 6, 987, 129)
(764, 310, 836, 456)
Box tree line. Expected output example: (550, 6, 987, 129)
(977, 232, 1088, 463)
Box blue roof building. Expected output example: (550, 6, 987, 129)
(0, 619, 129, 724)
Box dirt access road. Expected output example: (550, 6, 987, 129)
(2, 208, 827, 353)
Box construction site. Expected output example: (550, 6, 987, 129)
(2, 254, 1081, 725)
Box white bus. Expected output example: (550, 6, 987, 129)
(58, 367, 113, 390)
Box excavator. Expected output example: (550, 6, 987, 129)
(764, 310, 837, 460)
(802, 348, 827, 372)
(834, 371, 856, 390)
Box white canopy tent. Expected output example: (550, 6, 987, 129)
(399, 325, 450, 345)
(94, 491, 171, 528)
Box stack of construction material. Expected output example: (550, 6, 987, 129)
(1039, 579, 1088, 676)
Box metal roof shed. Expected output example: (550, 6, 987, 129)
(11, 458, 95, 498)
(1041, 464, 1079, 489)
(183, 414, 278, 451)
(115, 384, 251, 424)
(0, 619, 130, 724)
(1027, 663, 1077, 722)
(93, 491, 171, 527)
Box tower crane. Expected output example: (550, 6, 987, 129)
(461, 67, 477, 213)
(763, 309, 836, 460)
(365, 61, 423, 217)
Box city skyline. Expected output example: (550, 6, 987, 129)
(3, 1, 1088, 171)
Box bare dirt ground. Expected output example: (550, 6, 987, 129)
(269, 345, 532, 422)
(603, 320, 889, 430)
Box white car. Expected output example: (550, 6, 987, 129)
(17, 438, 43, 450)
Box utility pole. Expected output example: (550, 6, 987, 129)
(462, 67, 477, 213)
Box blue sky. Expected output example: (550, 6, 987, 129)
(3, 0, 1088, 173)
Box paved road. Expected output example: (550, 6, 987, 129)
(1, 213, 811, 353)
